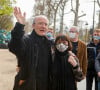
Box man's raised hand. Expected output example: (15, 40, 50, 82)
(14, 7, 26, 25)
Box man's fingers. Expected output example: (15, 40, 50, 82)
(14, 7, 21, 15)
(18, 7, 22, 15)
(23, 12, 26, 18)
(14, 7, 17, 15)
(14, 7, 20, 17)
(14, 7, 17, 12)
(13, 6, 26, 24)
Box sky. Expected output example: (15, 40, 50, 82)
(79, 0, 100, 27)
(15, 0, 35, 19)
(14, 0, 100, 28)
(63, 0, 100, 28)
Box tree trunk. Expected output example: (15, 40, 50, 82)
(59, 10, 64, 34)
(98, 12, 100, 28)
(53, 12, 57, 36)
(73, 0, 79, 26)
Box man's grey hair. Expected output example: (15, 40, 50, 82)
(70, 26, 79, 32)
(33, 15, 49, 24)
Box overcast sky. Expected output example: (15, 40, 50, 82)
(15, 0, 35, 19)
(64, 0, 100, 28)
(15, 0, 100, 28)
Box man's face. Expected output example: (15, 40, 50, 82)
(93, 31, 98, 36)
(69, 28, 79, 39)
(93, 31, 100, 42)
(96, 31, 100, 36)
(48, 28, 53, 34)
(32, 17, 48, 36)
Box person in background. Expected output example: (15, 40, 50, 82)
(48, 27, 54, 35)
(95, 52, 100, 90)
(46, 26, 54, 41)
(52, 34, 79, 90)
(94, 29, 100, 90)
(86, 29, 100, 90)
(68, 26, 87, 78)
(46, 26, 55, 55)
(8, 7, 52, 90)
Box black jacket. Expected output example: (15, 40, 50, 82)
(87, 41, 100, 71)
(52, 50, 77, 90)
(8, 22, 52, 90)
(95, 53, 100, 72)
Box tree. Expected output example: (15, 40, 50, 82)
(97, 0, 100, 28)
(71, 0, 86, 26)
(33, 0, 63, 35)
(33, 0, 46, 15)
(0, 0, 16, 30)
(33, 0, 54, 25)
(47, 0, 62, 35)
(59, 0, 68, 33)
(0, 0, 15, 15)
(0, 15, 13, 30)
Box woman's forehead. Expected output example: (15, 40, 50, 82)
(57, 39, 68, 42)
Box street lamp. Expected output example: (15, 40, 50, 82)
(92, 0, 96, 33)
(85, 22, 88, 43)
(96, 9, 100, 28)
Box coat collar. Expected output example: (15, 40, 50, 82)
(29, 30, 47, 40)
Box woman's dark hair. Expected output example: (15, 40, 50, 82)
(55, 34, 72, 51)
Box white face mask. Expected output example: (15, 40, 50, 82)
(69, 32, 76, 38)
(56, 43, 68, 52)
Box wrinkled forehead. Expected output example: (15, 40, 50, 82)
(48, 29, 53, 33)
(35, 17, 49, 24)
(93, 31, 100, 36)
(56, 36, 68, 42)
(70, 28, 77, 32)
(93, 31, 97, 34)
(56, 39, 67, 43)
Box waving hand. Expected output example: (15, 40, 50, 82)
(14, 7, 26, 25)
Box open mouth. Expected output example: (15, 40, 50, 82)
(39, 30, 46, 35)
(40, 30, 45, 32)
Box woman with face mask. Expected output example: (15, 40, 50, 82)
(51, 34, 80, 90)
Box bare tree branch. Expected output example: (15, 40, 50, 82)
(78, 13, 86, 18)
(71, 0, 76, 14)
(59, 0, 68, 33)
(97, 0, 100, 7)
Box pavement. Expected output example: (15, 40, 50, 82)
(0, 49, 94, 90)
(0, 49, 16, 90)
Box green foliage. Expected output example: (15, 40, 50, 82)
(0, 0, 16, 30)
(0, 0, 16, 15)
(0, 15, 13, 30)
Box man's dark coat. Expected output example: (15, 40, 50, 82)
(8, 22, 52, 90)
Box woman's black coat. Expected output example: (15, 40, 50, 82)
(8, 22, 52, 90)
(52, 50, 77, 90)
